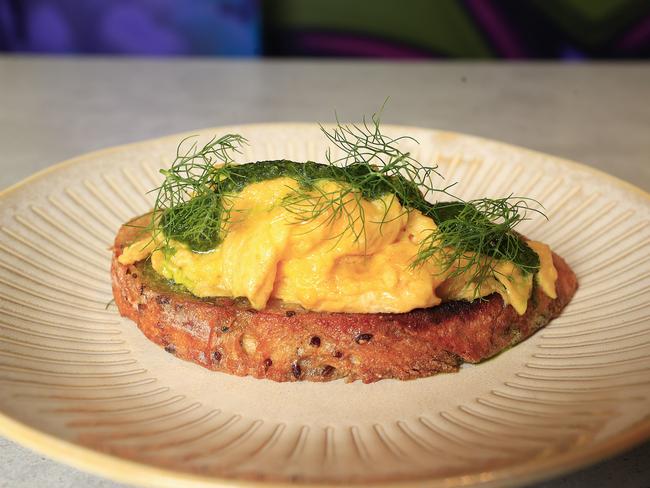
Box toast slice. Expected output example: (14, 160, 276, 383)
(111, 216, 578, 383)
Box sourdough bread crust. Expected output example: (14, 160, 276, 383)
(111, 221, 578, 383)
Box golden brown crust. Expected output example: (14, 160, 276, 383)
(111, 220, 578, 383)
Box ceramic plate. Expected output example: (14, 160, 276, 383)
(0, 124, 649, 488)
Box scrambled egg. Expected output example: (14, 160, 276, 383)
(119, 178, 557, 314)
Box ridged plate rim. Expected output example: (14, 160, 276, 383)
(0, 123, 649, 488)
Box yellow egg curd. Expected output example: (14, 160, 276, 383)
(119, 178, 557, 314)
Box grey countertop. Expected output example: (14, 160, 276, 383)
(0, 56, 649, 487)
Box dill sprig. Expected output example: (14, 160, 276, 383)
(150, 133, 247, 252)
(280, 111, 454, 246)
(413, 199, 544, 293)
(319, 113, 446, 204)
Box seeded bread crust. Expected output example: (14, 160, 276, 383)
(111, 218, 578, 383)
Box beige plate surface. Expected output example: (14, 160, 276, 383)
(0, 124, 649, 488)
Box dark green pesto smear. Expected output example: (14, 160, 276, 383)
(160, 160, 539, 273)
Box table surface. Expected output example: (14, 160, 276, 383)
(0, 56, 649, 488)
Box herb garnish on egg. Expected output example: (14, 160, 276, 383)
(146, 111, 543, 299)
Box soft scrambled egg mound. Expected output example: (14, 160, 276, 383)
(119, 178, 557, 314)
